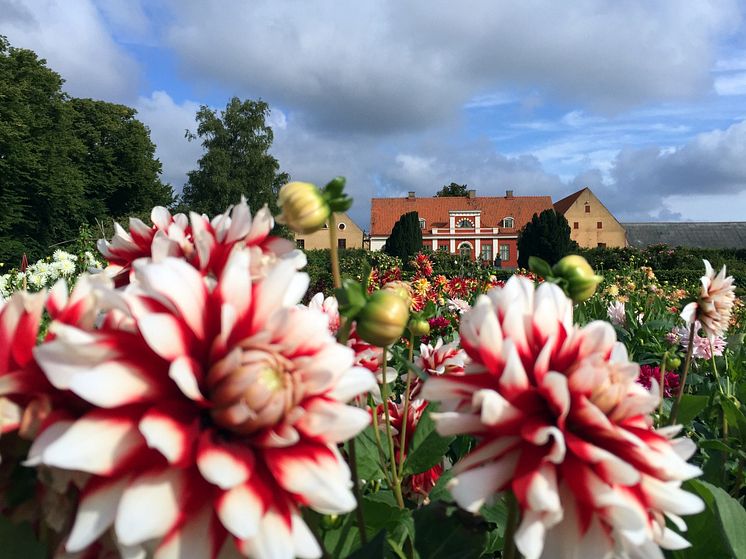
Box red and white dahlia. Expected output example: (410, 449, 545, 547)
(98, 198, 302, 285)
(422, 276, 703, 559)
(29, 250, 375, 559)
(681, 259, 736, 339)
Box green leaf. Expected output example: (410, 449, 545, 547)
(675, 394, 709, 426)
(528, 256, 552, 279)
(427, 468, 454, 503)
(403, 407, 454, 475)
(323, 176, 346, 198)
(0, 516, 46, 559)
(347, 529, 387, 559)
(355, 426, 389, 481)
(701, 480, 746, 558)
(413, 503, 488, 559)
(720, 397, 746, 439)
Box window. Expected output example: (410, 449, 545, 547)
(323, 223, 329, 229)
(296, 239, 305, 249)
(438, 245, 448, 252)
(419, 218, 426, 229)
(585, 203, 590, 213)
(338, 223, 346, 230)
(597, 221, 602, 229)
(597, 242, 607, 248)
(458, 219, 471, 228)
(573, 222, 579, 229)
(458, 243, 472, 258)
(337, 238, 346, 249)
(502, 217, 515, 228)
(499, 245, 510, 262)
(481, 244, 492, 262)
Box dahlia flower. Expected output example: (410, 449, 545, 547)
(30, 250, 375, 559)
(637, 365, 680, 398)
(417, 339, 467, 378)
(681, 260, 736, 339)
(422, 276, 703, 559)
(607, 301, 626, 327)
(98, 198, 302, 285)
(671, 322, 727, 360)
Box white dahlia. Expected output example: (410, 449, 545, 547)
(422, 276, 703, 559)
(30, 250, 375, 559)
(681, 259, 736, 339)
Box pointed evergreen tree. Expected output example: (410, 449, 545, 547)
(383, 211, 422, 260)
(517, 209, 578, 268)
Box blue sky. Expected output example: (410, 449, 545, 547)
(2, 0, 746, 229)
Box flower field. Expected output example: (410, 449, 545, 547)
(0, 181, 744, 558)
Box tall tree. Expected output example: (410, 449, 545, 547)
(384, 212, 422, 260)
(435, 182, 469, 197)
(68, 98, 174, 221)
(517, 209, 578, 268)
(180, 98, 289, 216)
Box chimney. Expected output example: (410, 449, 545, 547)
(407, 191, 415, 200)
(506, 189, 514, 199)
(467, 189, 476, 199)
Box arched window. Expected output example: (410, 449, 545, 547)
(502, 217, 515, 228)
(458, 219, 471, 228)
(458, 242, 472, 258)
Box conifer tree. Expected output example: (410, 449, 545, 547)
(383, 211, 422, 260)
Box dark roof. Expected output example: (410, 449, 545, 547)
(623, 222, 746, 249)
(553, 188, 587, 214)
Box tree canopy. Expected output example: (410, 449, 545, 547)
(517, 209, 578, 268)
(435, 183, 469, 197)
(180, 98, 289, 216)
(0, 36, 172, 265)
(384, 212, 423, 260)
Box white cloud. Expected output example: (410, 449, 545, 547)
(161, 0, 741, 134)
(0, 0, 141, 102)
(134, 91, 202, 191)
(714, 72, 746, 95)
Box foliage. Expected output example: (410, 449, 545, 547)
(180, 97, 289, 217)
(516, 208, 578, 268)
(435, 182, 469, 197)
(383, 211, 423, 261)
(0, 36, 173, 265)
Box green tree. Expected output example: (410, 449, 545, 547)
(180, 97, 289, 216)
(68, 98, 174, 221)
(0, 36, 86, 264)
(435, 182, 469, 197)
(383, 211, 422, 260)
(517, 209, 578, 268)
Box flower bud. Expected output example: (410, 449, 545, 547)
(408, 318, 430, 337)
(552, 255, 603, 303)
(277, 181, 331, 234)
(356, 290, 410, 347)
(382, 281, 413, 308)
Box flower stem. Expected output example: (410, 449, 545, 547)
(328, 216, 366, 543)
(657, 355, 667, 422)
(380, 346, 405, 508)
(503, 491, 522, 559)
(396, 333, 415, 480)
(328, 213, 342, 289)
(668, 321, 696, 425)
(710, 341, 729, 482)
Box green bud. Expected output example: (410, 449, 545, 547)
(408, 318, 430, 337)
(356, 290, 410, 347)
(320, 514, 343, 530)
(664, 355, 681, 370)
(277, 181, 331, 234)
(552, 255, 603, 303)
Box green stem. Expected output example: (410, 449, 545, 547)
(396, 333, 416, 480)
(328, 213, 342, 289)
(369, 396, 394, 487)
(380, 346, 405, 508)
(503, 492, 522, 559)
(669, 321, 696, 425)
(328, 215, 366, 543)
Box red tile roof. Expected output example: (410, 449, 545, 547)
(370, 195, 554, 236)
(553, 188, 587, 215)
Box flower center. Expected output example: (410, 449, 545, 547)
(207, 348, 297, 435)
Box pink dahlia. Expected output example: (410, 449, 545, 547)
(98, 198, 301, 285)
(681, 260, 736, 339)
(29, 251, 375, 558)
(422, 276, 703, 559)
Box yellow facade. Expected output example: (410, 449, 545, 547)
(294, 212, 364, 250)
(556, 188, 627, 248)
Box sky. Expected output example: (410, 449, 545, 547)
(2, 0, 746, 230)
